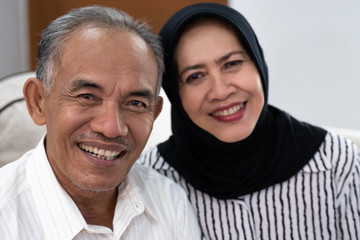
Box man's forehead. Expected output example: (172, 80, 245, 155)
(52, 26, 159, 93)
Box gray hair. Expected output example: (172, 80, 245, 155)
(36, 5, 164, 95)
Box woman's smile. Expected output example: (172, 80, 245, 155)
(176, 18, 264, 142)
(210, 102, 246, 122)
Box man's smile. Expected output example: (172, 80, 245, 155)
(79, 143, 125, 160)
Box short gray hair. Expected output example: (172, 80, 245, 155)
(36, 5, 164, 95)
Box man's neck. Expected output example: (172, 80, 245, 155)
(71, 188, 118, 230)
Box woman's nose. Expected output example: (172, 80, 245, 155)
(206, 73, 236, 101)
(90, 102, 128, 139)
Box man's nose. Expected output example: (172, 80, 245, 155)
(90, 102, 128, 139)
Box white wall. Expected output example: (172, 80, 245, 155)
(1, 1, 359, 152)
(229, 0, 360, 130)
(147, 1, 360, 149)
(0, 0, 29, 79)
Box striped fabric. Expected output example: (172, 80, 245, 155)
(0, 137, 201, 240)
(138, 132, 360, 240)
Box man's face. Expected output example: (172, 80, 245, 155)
(42, 28, 161, 193)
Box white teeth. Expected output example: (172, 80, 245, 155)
(98, 149, 105, 155)
(79, 144, 121, 160)
(105, 150, 112, 157)
(213, 103, 244, 117)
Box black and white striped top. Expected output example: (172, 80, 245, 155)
(138, 132, 360, 239)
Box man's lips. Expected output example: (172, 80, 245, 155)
(79, 143, 126, 161)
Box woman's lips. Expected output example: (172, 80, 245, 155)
(210, 102, 246, 122)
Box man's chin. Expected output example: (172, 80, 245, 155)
(72, 179, 119, 194)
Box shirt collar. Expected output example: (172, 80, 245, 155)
(26, 136, 88, 240)
(120, 163, 158, 221)
(26, 137, 158, 239)
(301, 142, 333, 173)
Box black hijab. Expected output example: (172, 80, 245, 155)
(158, 3, 327, 199)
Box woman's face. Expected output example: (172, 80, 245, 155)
(175, 19, 264, 142)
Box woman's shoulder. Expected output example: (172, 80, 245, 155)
(321, 131, 359, 163)
(303, 131, 359, 176)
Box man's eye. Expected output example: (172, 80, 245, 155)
(77, 93, 94, 100)
(130, 100, 147, 108)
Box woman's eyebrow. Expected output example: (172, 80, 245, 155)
(178, 63, 206, 79)
(215, 51, 247, 64)
(179, 50, 248, 78)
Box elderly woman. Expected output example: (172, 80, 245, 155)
(139, 3, 360, 239)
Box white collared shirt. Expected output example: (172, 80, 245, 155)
(0, 137, 201, 239)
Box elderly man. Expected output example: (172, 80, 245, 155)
(0, 6, 201, 239)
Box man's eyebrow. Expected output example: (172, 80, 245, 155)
(70, 78, 103, 92)
(129, 89, 155, 100)
(70, 79, 156, 99)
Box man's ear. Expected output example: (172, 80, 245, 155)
(23, 78, 47, 126)
(154, 96, 163, 120)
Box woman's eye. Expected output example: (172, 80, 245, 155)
(224, 60, 243, 69)
(185, 72, 204, 84)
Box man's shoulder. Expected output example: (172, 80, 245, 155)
(129, 162, 185, 199)
(0, 151, 32, 209)
(131, 162, 177, 185)
(127, 163, 192, 220)
(138, 146, 172, 170)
